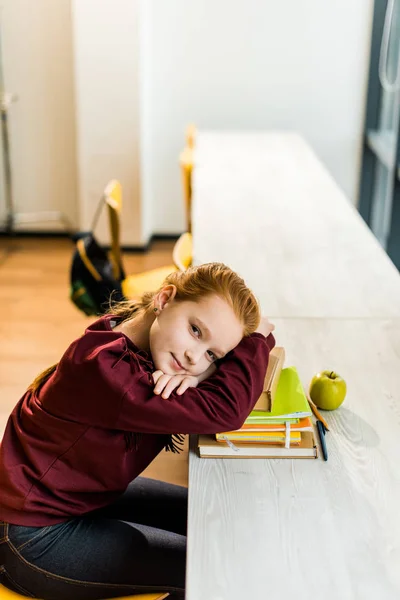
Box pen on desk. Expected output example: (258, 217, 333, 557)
(316, 420, 328, 461)
(307, 395, 330, 431)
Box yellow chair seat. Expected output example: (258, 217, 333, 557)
(0, 583, 168, 600)
(121, 233, 193, 299)
(122, 265, 177, 298)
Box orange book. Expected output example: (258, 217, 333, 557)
(233, 417, 313, 433)
(216, 430, 302, 444)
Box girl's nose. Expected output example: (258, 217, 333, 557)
(185, 347, 202, 366)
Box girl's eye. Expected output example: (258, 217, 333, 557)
(191, 325, 201, 337)
(207, 350, 216, 361)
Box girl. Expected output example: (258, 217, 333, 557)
(0, 262, 275, 600)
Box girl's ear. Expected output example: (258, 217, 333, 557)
(155, 285, 177, 310)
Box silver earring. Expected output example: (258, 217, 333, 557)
(153, 307, 158, 313)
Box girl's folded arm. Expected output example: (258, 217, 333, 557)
(115, 333, 275, 435)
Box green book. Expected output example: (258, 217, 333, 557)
(246, 366, 311, 423)
(245, 416, 300, 424)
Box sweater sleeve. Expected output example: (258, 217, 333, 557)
(115, 332, 275, 435)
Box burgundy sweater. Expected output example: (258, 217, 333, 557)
(0, 316, 275, 526)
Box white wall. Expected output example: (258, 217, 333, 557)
(0, 0, 374, 242)
(140, 0, 373, 234)
(0, 0, 78, 231)
(138, 0, 154, 244)
(72, 0, 143, 245)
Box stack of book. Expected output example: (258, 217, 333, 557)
(198, 348, 318, 459)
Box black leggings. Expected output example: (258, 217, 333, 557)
(0, 477, 187, 599)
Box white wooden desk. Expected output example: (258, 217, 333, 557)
(192, 132, 400, 318)
(187, 132, 400, 600)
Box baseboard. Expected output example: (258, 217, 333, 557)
(0, 230, 183, 252)
(111, 233, 182, 253)
(0, 230, 71, 238)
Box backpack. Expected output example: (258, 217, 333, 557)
(70, 232, 125, 316)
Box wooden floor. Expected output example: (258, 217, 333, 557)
(0, 236, 189, 486)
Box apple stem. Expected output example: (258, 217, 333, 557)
(329, 371, 335, 379)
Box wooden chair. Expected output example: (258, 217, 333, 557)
(185, 123, 196, 149)
(103, 181, 192, 299)
(179, 124, 196, 233)
(0, 584, 169, 600)
(172, 231, 192, 272)
(179, 146, 194, 234)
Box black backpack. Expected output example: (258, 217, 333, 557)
(70, 232, 126, 316)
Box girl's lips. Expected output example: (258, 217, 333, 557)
(171, 353, 184, 371)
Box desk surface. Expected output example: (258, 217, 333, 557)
(192, 131, 400, 318)
(187, 131, 400, 600)
(187, 318, 400, 600)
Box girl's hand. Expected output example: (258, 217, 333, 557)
(255, 316, 275, 338)
(152, 371, 200, 399)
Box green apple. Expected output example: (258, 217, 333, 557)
(309, 371, 346, 411)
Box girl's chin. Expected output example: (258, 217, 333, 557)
(153, 360, 174, 375)
(159, 368, 175, 376)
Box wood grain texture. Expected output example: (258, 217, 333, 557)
(187, 319, 400, 600)
(192, 131, 400, 318)
(188, 132, 400, 599)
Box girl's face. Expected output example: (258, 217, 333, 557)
(149, 289, 244, 376)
